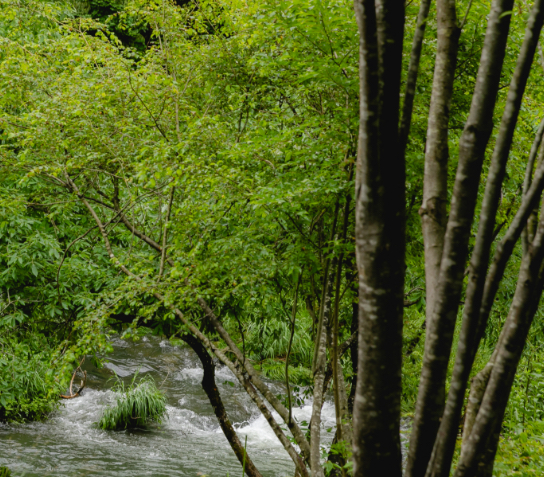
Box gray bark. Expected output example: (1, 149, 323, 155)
(407, 1, 515, 473)
(454, 220, 544, 477)
(425, 2, 544, 475)
(310, 262, 335, 477)
(410, 4, 461, 473)
(399, 0, 432, 154)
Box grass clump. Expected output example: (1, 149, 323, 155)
(98, 374, 167, 431)
(0, 467, 11, 477)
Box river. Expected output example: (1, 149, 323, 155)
(0, 336, 338, 476)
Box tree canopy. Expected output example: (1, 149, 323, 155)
(2, 0, 544, 476)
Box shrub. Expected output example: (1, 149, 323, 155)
(98, 374, 167, 430)
(0, 336, 62, 422)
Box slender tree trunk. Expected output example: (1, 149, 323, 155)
(311, 260, 336, 477)
(460, 347, 498, 459)
(408, 1, 515, 473)
(454, 220, 544, 477)
(425, 3, 544, 476)
(522, 118, 544, 256)
(409, 2, 461, 472)
(352, 1, 405, 476)
(159, 185, 175, 279)
(347, 300, 358, 414)
(418, 0, 459, 342)
(346, 262, 358, 415)
(332, 195, 352, 444)
(181, 334, 263, 477)
(399, 0, 432, 154)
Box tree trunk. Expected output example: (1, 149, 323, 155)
(454, 220, 544, 476)
(418, 0, 459, 335)
(181, 333, 263, 477)
(425, 3, 544, 475)
(407, 1, 515, 473)
(408, 1, 460, 471)
(399, 0, 432, 154)
(310, 259, 335, 477)
(352, 1, 405, 476)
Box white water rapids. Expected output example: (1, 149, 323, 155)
(0, 336, 338, 476)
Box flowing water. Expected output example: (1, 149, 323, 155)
(0, 336, 338, 477)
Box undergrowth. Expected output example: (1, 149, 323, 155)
(0, 335, 62, 422)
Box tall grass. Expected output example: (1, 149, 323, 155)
(98, 374, 167, 431)
(243, 316, 313, 368)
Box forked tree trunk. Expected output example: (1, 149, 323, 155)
(425, 2, 544, 475)
(455, 221, 544, 476)
(352, 1, 405, 476)
(408, 1, 515, 474)
(418, 0, 458, 336)
(408, 2, 460, 472)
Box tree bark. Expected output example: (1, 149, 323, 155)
(418, 0, 459, 351)
(399, 0, 432, 155)
(332, 195, 353, 445)
(181, 333, 263, 477)
(311, 259, 335, 477)
(352, 1, 405, 476)
(454, 219, 544, 477)
(425, 3, 544, 475)
(460, 348, 497, 459)
(407, 1, 515, 473)
(409, 0, 461, 469)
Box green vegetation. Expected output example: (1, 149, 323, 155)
(0, 336, 62, 422)
(1, 0, 544, 474)
(0, 467, 11, 477)
(98, 374, 167, 430)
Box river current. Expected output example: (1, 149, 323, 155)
(0, 336, 337, 476)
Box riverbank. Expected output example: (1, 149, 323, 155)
(0, 336, 336, 477)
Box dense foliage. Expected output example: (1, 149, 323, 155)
(1, 0, 544, 474)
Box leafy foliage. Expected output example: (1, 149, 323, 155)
(1, 0, 544, 473)
(0, 335, 62, 422)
